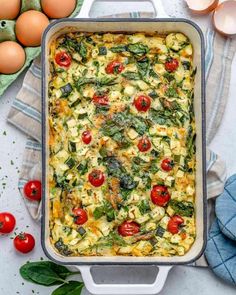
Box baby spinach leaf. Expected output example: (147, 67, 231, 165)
(110, 45, 127, 52)
(138, 200, 151, 215)
(122, 71, 140, 80)
(169, 200, 194, 217)
(127, 43, 149, 55)
(52, 281, 84, 295)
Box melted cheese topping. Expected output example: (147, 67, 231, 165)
(48, 32, 196, 257)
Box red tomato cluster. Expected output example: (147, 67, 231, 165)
(0, 211, 35, 254)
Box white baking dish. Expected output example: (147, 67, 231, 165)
(41, 1, 206, 293)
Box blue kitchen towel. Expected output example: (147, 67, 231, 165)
(205, 219, 236, 285)
(216, 174, 236, 241)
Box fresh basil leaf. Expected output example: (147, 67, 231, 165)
(52, 281, 84, 295)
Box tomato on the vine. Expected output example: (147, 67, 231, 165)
(88, 169, 105, 187)
(14, 233, 35, 254)
(55, 51, 71, 68)
(161, 158, 174, 172)
(167, 215, 184, 234)
(118, 221, 140, 237)
(0, 212, 16, 234)
(134, 95, 151, 112)
(105, 61, 124, 74)
(73, 208, 88, 225)
(92, 92, 109, 105)
(23, 180, 42, 202)
(165, 58, 179, 72)
(150, 185, 170, 206)
(137, 137, 151, 152)
(82, 130, 92, 144)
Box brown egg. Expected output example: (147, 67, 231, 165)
(0, 41, 25, 74)
(15, 10, 50, 47)
(41, 0, 76, 18)
(0, 0, 21, 20)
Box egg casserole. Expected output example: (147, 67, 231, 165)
(48, 31, 196, 257)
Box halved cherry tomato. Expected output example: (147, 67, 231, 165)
(167, 215, 184, 234)
(23, 180, 41, 202)
(118, 221, 140, 237)
(0, 212, 16, 234)
(88, 169, 105, 187)
(137, 137, 151, 152)
(165, 58, 179, 72)
(82, 130, 92, 144)
(73, 208, 88, 225)
(151, 185, 170, 206)
(161, 158, 174, 172)
(134, 95, 151, 112)
(55, 51, 71, 68)
(105, 61, 124, 74)
(14, 232, 35, 254)
(92, 92, 109, 105)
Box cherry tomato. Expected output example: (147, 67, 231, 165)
(161, 158, 174, 172)
(93, 92, 109, 105)
(88, 169, 105, 187)
(73, 208, 88, 225)
(167, 215, 184, 234)
(105, 61, 124, 74)
(82, 130, 92, 144)
(137, 137, 151, 152)
(14, 232, 35, 254)
(165, 58, 179, 72)
(118, 221, 140, 237)
(0, 212, 16, 234)
(151, 185, 170, 206)
(134, 95, 151, 112)
(23, 180, 42, 202)
(55, 51, 71, 68)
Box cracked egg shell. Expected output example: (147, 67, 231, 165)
(185, 0, 219, 15)
(213, 0, 236, 36)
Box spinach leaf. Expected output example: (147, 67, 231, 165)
(138, 200, 151, 215)
(122, 71, 140, 80)
(93, 201, 115, 222)
(165, 87, 178, 98)
(98, 76, 117, 86)
(95, 104, 110, 114)
(127, 43, 149, 55)
(110, 45, 127, 52)
(149, 69, 159, 79)
(112, 131, 131, 149)
(136, 58, 150, 79)
(131, 116, 149, 135)
(20, 265, 66, 286)
(79, 42, 87, 61)
(163, 72, 175, 82)
(52, 281, 84, 295)
(20, 261, 79, 285)
(169, 200, 194, 217)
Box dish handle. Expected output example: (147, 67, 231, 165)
(78, 265, 172, 295)
(76, 0, 168, 18)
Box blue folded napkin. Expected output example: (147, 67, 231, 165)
(205, 174, 236, 285)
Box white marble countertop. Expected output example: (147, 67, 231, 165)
(0, 1, 236, 294)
